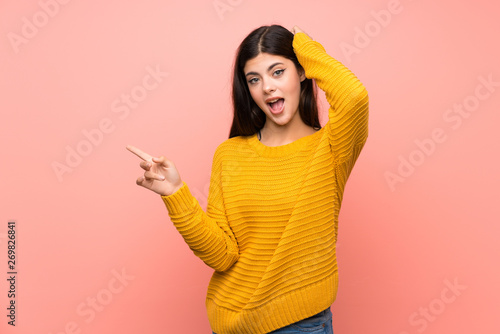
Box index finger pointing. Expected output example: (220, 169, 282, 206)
(126, 145, 153, 162)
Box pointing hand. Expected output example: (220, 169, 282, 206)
(126, 145, 183, 196)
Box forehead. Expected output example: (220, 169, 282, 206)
(243, 53, 292, 74)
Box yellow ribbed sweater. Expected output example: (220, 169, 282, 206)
(161, 32, 369, 334)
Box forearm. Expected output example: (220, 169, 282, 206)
(162, 182, 239, 272)
(293, 32, 369, 161)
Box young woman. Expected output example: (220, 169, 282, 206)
(127, 25, 368, 334)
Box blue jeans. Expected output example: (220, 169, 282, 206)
(212, 307, 333, 334)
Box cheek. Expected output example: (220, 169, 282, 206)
(284, 78, 302, 103)
(248, 87, 264, 106)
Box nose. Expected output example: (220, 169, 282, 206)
(262, 78, 276, 94)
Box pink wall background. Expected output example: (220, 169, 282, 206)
(1, 0, 499, 333)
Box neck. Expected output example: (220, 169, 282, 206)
(258, 121, 318, 146)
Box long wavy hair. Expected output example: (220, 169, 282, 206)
(229, 25, 320, 139)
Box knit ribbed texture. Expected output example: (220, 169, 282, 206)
(161, 32, 369, 334)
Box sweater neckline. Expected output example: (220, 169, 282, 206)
(247, 127, 324, 158)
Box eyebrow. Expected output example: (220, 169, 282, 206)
(245, 62, 284, 77)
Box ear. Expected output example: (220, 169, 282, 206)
(298, 68, 306, 82)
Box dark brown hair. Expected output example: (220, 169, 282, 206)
(229, 25, 320, 138)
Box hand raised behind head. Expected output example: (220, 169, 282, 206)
(291, 26, 312, 39)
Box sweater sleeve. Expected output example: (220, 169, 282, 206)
(293, 32, 369, 190)
(160, 145, 239, 272)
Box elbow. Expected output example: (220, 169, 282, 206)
(353, 87, 369, 145)
(345, 83, 368, 112)
(355, 85, 369, 117)
(210, 252, 239, 272)
(356, 84, 369, 104)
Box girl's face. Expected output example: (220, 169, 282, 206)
(243, 53, 305, 128)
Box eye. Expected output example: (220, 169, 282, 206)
(248, 77, 259, 85)
(273, 69, 285, 76)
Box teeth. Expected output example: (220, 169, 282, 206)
(268, 98, 280, 104)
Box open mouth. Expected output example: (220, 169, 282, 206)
(267, 98, 285, 114)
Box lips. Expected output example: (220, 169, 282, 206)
(266, 97, 285, 114)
